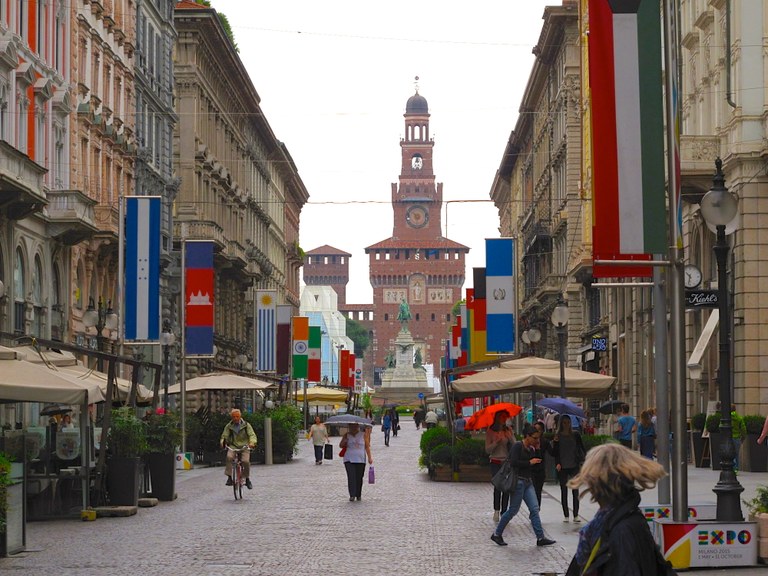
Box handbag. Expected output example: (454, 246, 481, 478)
(323, 443, 333, 460)
(339, 447, 346, 458)
(491, 459, 518, 494)
(368, 465, 375, 484)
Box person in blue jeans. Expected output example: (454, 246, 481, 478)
(491, 424, 556, 548)
(382, 411, 392, 446)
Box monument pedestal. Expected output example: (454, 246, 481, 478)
(381, 328, 429, 390)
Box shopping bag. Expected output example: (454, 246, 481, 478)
(368, 465, 375, 484)
(324, 443, 333, 460)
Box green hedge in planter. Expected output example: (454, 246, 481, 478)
(706, 413, 721, 433)
(455, 437, 488, 465)
(0, 452, 11, 533)
(420, 426, 451, 458)
(244, 404, 302, 463)
(146, 411, 183, 454)
(691, 413, 707, 432)
(428, 444, 453, 467)
(108, 407, 148, 458)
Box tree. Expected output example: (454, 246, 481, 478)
(196, 0, 239, 52)
(451, 299, 465, 319)
(345, 317, 370, 356)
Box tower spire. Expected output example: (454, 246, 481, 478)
(414, 75, 420, 94)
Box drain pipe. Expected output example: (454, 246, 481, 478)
(725, 0, 736, 109)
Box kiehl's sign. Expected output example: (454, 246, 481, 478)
(685, 290, 719, 308)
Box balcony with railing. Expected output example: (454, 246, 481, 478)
(174, 220, 226, 250)
(46, 189, 99, 245)
(680, 135, 721, 203)
(0, 140, 48, 220)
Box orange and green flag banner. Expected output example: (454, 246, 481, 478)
(588, 0, 666, 256)
(291, 316, 309, 379)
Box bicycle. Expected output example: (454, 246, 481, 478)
(226, 445, 251, 500)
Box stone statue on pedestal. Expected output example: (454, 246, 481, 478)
(397, 298, 412, 331)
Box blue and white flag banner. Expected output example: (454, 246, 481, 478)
(124, 196, 161, 341)
(256, 290, 277, 372)
(485, 238, 516, 354)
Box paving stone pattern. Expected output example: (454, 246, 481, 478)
(2, 422, 767, 575)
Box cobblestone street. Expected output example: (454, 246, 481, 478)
(2, 423, 767, 575)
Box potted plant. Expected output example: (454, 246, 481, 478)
(106, 407, 147, 506)
(145, 411, 183, 501)
(744, 485, 768, 562)
(743, 415, 768, 473)
(690, 413, 707, 467)
(455, 438, 490, 482)
(706, 413, 723, 471)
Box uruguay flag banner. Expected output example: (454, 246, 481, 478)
(185, 241, 215, 356)
(256, 290, 277, 371)
(485, 238, 516, 354)
(124, 196, 161, 341)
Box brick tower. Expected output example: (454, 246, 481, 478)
(366, 87, 468, 373)
(302, 245, 351, 306)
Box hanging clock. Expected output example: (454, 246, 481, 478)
(406, 205, 428, 228)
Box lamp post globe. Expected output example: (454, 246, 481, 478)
(551, 296, 569, 398)
(700, 158, 743, 521)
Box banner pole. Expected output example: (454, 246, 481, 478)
(180, 231, 187, 454)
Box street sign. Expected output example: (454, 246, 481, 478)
(418, 392, 424, 399)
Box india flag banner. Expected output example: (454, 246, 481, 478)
(485, 238, 516, 354)
(256, 290, 277, 372)
(124, 196, 161, 341)
(307, 326, 321, 383)
(291, 316, 309, 380)
(588, 0, 666, 255)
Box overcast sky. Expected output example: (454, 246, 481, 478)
(212, 0, 556, 304)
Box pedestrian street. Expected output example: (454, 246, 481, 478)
(2, 422, 767, 576)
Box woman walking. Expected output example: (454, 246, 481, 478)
(382, 410, 392, 446)
(485, 410, 515, 522)
(531, 421, 552, 507)
(339, 422, 373, 501)
(565, 444, 674, 575)
(552, 415, 586, 522)
(308, 416, 329, 465)
(490, 424, 556, 547)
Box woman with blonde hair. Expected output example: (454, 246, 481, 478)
(565, 443, 676, 576)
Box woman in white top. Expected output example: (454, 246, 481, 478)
(308, 416, 329, 465)
(339, 423, 373, 501)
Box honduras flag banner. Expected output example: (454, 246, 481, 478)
(124, 196, 161, 341)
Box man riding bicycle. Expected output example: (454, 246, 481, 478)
(220, 409, 257, 489)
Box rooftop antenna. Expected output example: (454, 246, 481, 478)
(414, 75, 420, 94)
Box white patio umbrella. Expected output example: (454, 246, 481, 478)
(165, 372, 276, 394)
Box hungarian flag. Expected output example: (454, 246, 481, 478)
(588, 0, 666, 257)
(308, 326, 321, 383)
(291, 316, 309, 380)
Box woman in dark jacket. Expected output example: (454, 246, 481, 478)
(565, 443, 675, 576)
(531, 421, 552, 508)
(552, 415, 586, 522)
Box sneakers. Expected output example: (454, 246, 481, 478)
(493, 510, 500, 522)
(537, 538, 556, 547)
(349, 496, 355, 502)
(562, 517, 569, 523)
(573, 516, 581, 523)
(225, 476, 233, 486)
(490, 534, 508, 546)
(245, 478, 252, 490)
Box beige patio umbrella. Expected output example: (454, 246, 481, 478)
(450, 356, 616, 399)
(0, 346, 105, 404)
(165, 372, 276, 394)
(295, 386, 349, 404)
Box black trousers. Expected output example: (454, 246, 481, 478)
(557, 467, 580, 517)
(344, 462, 366, 498)
(531, 471, 545, 508)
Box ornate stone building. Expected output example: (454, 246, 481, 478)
(0, 0, 77, 345)
(366, 89, 468, 371)
(174, 2, 308, 375)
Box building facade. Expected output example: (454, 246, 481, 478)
(366, 89, 468, 371)
(174, 2, 308, 376)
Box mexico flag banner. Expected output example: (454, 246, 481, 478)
(588, 0, 666, 256)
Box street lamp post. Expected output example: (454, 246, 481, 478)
(82, 297, 118, 370)
(551, 296, 569, 398)
(700, 158, 743, 521)
(160, 320, 176, 412)
(522, 328, 542, 422)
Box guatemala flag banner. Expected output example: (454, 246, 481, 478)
(485, 238, 516, 354)
(124, 196, 161, 341)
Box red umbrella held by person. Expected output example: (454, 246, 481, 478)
(464, 402, 522, 431)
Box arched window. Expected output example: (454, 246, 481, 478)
(32, 255, 43, 336)
(13, 248, 25, 334)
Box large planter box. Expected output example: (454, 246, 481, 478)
(428, 464, 490, 482)
(744, 434, 768, 473)
(146, 453, 177, 501)
(107, 457, 141, 506)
